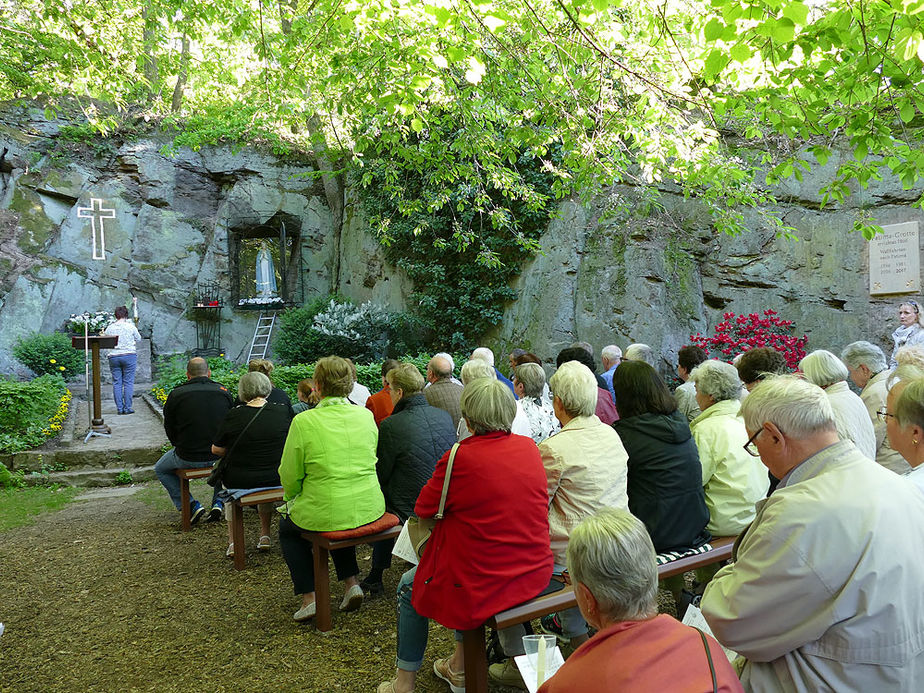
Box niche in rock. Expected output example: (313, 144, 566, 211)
(228, 212, 303, 308)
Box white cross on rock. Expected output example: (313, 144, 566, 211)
(77, 198, 116, 260)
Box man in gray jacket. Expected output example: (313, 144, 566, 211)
(701, 375, 924, 691)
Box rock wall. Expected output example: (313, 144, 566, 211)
(1, 104, 922, 377)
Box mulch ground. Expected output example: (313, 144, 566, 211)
(0, 482, 456, 693)
(0, 482, 680, 692)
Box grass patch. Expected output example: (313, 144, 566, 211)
(134, 478, 212, 512)
(0, 485, 79, 532)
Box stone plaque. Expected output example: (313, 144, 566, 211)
(869, 221, 920, 295)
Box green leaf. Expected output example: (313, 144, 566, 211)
(770, 18, 796, 43)
(704, 18, 725, 41)
(900, 101, 916, 124)
(854, 139, 869, 161)
(704, 48, 729, 80)
(782, 2, 809, 25)
(591, 0, 611, 11)
(730, 42, 752, 62)
(411, 117, 424, 132)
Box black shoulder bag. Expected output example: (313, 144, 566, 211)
(207, 405, 265, 487)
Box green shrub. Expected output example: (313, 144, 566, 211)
(273, 296, 343, 365)
(152, 355, 241, 402)
(0, 375, 69, 454)
(13, 332, 84, 378)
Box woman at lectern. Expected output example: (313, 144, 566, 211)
(104, 305, 142, 414)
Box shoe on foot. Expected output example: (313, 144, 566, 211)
(433, 656, 465, 693)
(190, 501, 206, 525)
(539, 612, 568, 643)
(293, 601, 316, 622)
(226, 543, 235, 558)
(339, 583, 364, 612)
(359, 574, 385, 596)
(489, 659, 526, 690)
(206, 502, 223, 522)
(376, 680, 399, 693)
(257, 535, 271, 551)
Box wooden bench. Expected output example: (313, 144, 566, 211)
(460, 535, 737, 693)
(176, 466, 213, 531)
(300, 522, 403, 632)
(229, 487, 285, 571)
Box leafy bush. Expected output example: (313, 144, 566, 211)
(152, 355, 240, 403)
(275, 296, 407, 365)
(0, 376, 71, 454)
(13, 332, 84, 378)
(688, 310, 808, 369)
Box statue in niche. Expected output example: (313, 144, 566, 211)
(255, 242, 278, 297)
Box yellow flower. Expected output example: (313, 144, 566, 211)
(59, 366, 66, 372)
(49, 359, 57, 364)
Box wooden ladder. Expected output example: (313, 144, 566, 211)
(247, 311, 276, 362)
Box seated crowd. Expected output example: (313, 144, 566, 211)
(152, 332, 924, 692)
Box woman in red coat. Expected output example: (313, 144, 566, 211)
(378, 377, 554, 693)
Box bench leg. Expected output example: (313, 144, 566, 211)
(231, 502, 246, 571)
(314, 543, 332, 632)
(463, 626, 488, 693)
(180, 477, 191, 531)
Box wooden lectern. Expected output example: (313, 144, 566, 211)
(72, 335, 118, 438)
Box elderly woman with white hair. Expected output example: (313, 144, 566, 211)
(538, 509, 740, 692)
(456, 359, 530, 441)
(800, 350, 876, 461)
(689, 360, 769, 536)
(842, 341, 909, 474)
(377, 378, 553, 693)
(885, 366, 924, 493)
(513, 362, 559, 444)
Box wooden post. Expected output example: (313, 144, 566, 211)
(72, 335, 117, 436)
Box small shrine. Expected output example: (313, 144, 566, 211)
(228, 212, 303, 310)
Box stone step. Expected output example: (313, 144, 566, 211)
(23, 465, 157, 488)
(8, 446, 164, 472)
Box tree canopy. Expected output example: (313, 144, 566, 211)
(3, 0, 924, 240)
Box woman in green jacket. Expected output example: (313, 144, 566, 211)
(278, 356, 385, 622)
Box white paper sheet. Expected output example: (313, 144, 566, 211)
(682, 604, 739, 664)
(391, 522, 419, 565)
(514, 647, 565, 692)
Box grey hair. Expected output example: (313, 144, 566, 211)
(896, 345, 924, 371)
(434, 351, 456, 373)
(740, 375, 836, 437)
(549, 361, 597, 418)
(624, 343, 654, 367)
(460, 359, 496, 385)
(471, 347, 495, 366)
(570, 341, 594, 357)
(566, 509, 658, 623)
(602, 345, 622, 362)
(887, 364, 924, 392)
(800, 350, 849, 388)
(690, 360, 742, 403)
(238, 371, 272, 402)
(514, 363, 546, 399)
(840, 341, 887, 374)
(460, 377, 516, 435)
(895, 377, 924, 430)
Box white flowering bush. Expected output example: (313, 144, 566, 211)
(66, 311, 114, 334)
(312, 299, 390, 360)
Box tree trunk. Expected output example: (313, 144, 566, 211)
(141, 2, 160, 100)
(171, 34, 190, 112)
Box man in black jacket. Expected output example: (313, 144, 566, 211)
(154, 357, 233, 524)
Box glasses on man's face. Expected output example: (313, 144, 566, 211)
(743, 428, 763, 456)
(877, 408, 897, 423)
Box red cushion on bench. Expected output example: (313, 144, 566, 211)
(319, 512, 400, 540)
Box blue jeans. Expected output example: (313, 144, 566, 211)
(108, 353, 137, 413)
(395, 567, 525, 671)
(154, 448, 219, 511)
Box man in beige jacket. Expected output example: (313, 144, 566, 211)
(702, 376, 924, 691)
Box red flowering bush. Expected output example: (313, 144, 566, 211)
(688, 310, 808, 370)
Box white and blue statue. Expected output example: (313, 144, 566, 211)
(255, 242, 278, 298)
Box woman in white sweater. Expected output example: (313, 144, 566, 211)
(800, 350, 876, 461)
